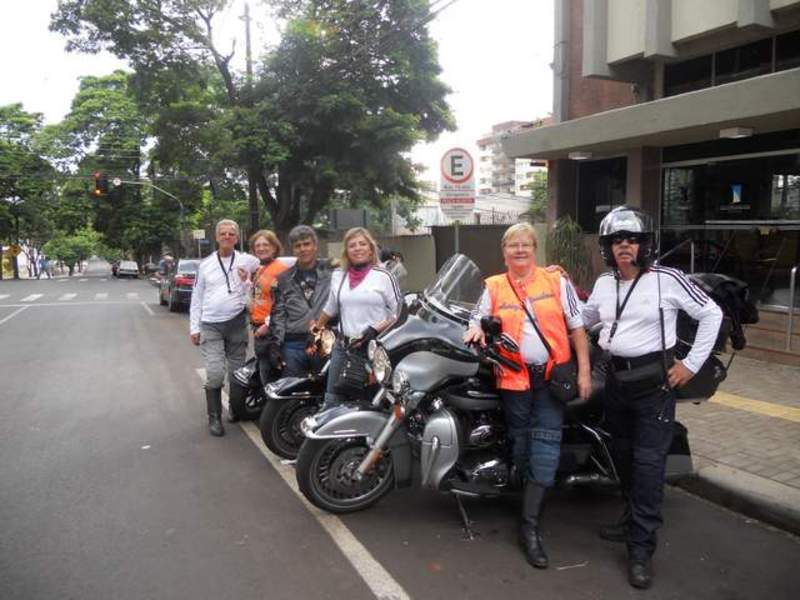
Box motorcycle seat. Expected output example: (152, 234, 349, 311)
(444, 389, 502, 412)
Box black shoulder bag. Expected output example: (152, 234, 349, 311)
(506, 275, 577, 404)
(331, 271, 371, 397)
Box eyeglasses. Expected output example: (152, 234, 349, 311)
(505, 242, 535, 250)
(611, 234, 643, 245)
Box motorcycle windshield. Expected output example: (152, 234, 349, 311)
(423, 254, 484, 322)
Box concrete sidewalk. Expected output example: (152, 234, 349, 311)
(675, 354, 800, 536)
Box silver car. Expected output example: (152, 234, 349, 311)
(117, 260, 139, 278)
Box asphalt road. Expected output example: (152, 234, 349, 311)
(1, 259, 798, 599)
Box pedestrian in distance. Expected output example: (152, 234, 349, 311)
(234, 228, 290, 421)
(268, 225, 332, 378)
(581, 206, 722, 589)
(312, 227, 403, 409)
(189, 219, 260, 437)
(463, 222, 591, 570)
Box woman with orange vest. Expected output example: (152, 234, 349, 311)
(243, 229, 290, 409)
(464, 222, 591, 570)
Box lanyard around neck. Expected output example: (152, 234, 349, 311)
(608, 270, 645, 344)
(217, 252, 236, 294)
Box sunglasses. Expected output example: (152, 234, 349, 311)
(611, 234, 644, 245)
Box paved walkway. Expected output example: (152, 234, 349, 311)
(676, 354, 800, 533)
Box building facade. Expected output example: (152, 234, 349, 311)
(504, 0, 800, 317)
(478, 120, 549, 195)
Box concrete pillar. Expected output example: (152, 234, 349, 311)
(625, 146, 662, 217)
(548, 159, 579, 225)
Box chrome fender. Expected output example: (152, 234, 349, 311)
(301, 406, 413, 488)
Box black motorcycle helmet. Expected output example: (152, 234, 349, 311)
(598, 206, 655, 268)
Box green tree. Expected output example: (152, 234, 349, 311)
(520, 170, 548, 223)
(51, 0, 455, 236)
(43, 227, 103, 275)
(0, 104, 58, 277)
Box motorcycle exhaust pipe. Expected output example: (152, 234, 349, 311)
(354, 404, 405, 480)
(562, 473, 617, 487)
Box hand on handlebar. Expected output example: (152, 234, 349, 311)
(463, 326, 486, 347)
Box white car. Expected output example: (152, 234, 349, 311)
(117, 260, 139, 278)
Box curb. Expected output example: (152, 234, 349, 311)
(675, 461, 800, 537)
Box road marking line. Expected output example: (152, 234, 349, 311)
(95, 293, 108, 300)
(194, 369, 410, 600)
(100, 278, 107, 282)
(0, 294, 8, 300)
(140, 301, 155, 316)
(79, 278, 88, 282)
(59, 293, 77, 301)
(0, 306, 28, 326)
(20, 294, 43, 302)
(127, 292, 139, 299)
(57, 279, 68, 283)
(0, 301, 138, 308)
(711, 391, 800, 424)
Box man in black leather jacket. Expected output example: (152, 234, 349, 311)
(268, 225, 332, 376)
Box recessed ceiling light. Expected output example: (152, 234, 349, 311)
(568, 151, 592, 160)
(719, 127, 753, 139)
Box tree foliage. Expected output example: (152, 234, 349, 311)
(50, 0, 455, 236)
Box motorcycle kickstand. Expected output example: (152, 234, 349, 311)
(453, 493, 478, 541)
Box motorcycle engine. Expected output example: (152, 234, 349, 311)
(463, 413, 503, 449)
(458, 451, 510, 488)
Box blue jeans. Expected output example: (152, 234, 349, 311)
(322, 343, 348, 409)
(501, 383, 564, 487)
(282, 339, 322, 378)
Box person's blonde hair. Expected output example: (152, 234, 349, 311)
(340, 227, 378, 269)
(249, 229, 283, 256)
(501, 222, 538, 249)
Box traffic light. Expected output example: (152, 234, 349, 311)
(93, 172, 109, 197)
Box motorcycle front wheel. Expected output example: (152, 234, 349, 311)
(296, 438, 394, 513)
(259, 397, 320, 459)
(228, 380, 264, 421)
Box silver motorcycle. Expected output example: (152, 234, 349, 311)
(295, 255, 695, 526)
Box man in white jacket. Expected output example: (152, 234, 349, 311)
(190, 219, 259, 436)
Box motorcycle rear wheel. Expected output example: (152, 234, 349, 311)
(296, 438, 394, 513)
(228, 380, 264, 422)
(259, 397, 320, 459)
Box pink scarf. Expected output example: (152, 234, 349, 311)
(347, 264, 372, 289)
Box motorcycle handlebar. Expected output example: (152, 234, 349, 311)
(466, 340, 523, 373)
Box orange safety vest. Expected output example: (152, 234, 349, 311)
(485, 268, 572, 391)
(250, 260, 290, 325)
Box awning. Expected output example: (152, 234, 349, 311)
(502, 68, 800, 160)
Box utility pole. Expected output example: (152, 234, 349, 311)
(242, 2, 259, 237)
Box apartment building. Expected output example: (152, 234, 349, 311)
(478, 120, 549, 195)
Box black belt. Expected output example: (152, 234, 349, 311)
(611, 348, 674, 371)
(527, 363, 546, 374)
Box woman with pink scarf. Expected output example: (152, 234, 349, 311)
(313, 227, 402, 408)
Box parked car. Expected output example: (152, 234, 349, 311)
(159, 259, 200, 312)
(117, 260, 139, 278)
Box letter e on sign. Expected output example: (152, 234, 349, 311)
(441, 148, 474, 184)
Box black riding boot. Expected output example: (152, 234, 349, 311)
(519, 481, 549, 569)
(206, 388, 225, 437)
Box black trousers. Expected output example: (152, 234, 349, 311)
(605, 376, 676, 561)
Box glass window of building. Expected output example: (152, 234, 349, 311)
(664, 55, 712, 97)
(715, 38, 772, 85)
(576, 157, 627, 232)
(776, 30, 800, 72)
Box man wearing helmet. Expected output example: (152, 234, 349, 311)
(582, 206, 722, 589)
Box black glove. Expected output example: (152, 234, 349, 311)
(267, 343, 285, 372)
(349, 326, 379, 350)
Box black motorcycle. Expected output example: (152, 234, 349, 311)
(228, 358, 269, 422)
(295, 255, 704, 529)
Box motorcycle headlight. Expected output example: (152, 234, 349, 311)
(367, 339, 378, 361)
(392, 369, 409, 394)
(371, 344, 392, 385)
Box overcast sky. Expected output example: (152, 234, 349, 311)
(0, 0, 554, 181)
